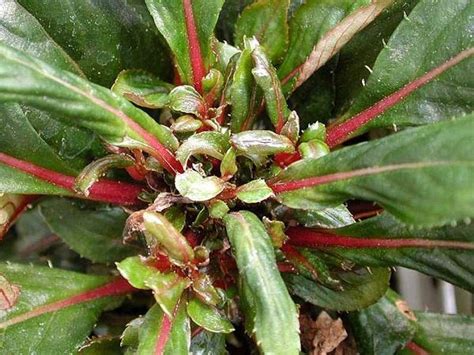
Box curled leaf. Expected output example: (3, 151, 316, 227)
(175, 170, 226, 202)
(171, 115, 203, 133)
(168, 85, 206, 118)
(176, 131, 230, 166)
(236, 179, 274, 204)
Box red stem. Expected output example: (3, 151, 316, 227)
(154, 313, 173, 355)
(281, 244, 319, 279)
(183, 0, 206, 94)
(0, 277, 135, 329)
(405, 341, 429, 355)
(0, 195, 36, 239)
(286, 227, 474, 250)
(0, 153, 142, 205)
(326, 48, 474, 147)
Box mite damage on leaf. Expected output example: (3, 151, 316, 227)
(0, 274, 20, 310)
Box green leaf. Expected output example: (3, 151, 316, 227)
(412, 312, 474, 354)
(39, 198, 134, 263)
(175, 170, 226, 202)
(144, 0, 225, 86)
(348, 289, 417, 355)
(18, 0, 172, 86)
(208, 200, 230, 219)
(229, 42, 261, 132)
(224, 211, 300, 354)
(334, 0, 420, 113)
(112, 70, 173, 109)
(251, 40, 290, 130)
(176, 131, 230, 166)
(215, 0, 253, 44)
(236, 179, 274, 203)
(231, 130, 294, 165)
(341, 0, 474, 132)
(291, 204, 355, 229)
(136, 303, 190, 355)
(277, 0, 375, 92)
(273, 117, 474, 227)
(329, 212, 474, 291)
(190, 329, 227, 355)
(187, 298, 234, 334)
(171, 115, 203, 133)
(235, 0, 290, 63)
(283, 267, 390, 311)
(0, 262, 126, 354)
(116, 256, 189, 317)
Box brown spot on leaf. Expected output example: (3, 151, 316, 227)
(396, 299, 417, 321)
(0, 274, 20, 310)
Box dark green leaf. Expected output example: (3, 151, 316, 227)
(330, 212, 474, 291)
(273, 117, 474, 227)
(112, 70, 173, 109)
(190, 329, 227, 355)
(283, 267, 390, 311)
(136, 303, 190, 355)
(224, 211, 300, 354)
(341, 0, 474, 132)
(0, 262, 125, 354)
(39, 198, 133, 263)
(235, 0, 289, 64)
(0, 43, 178, 153)
(144, 0, 224, 86)
(187, 297, 234, 334)
(348, 289, 417, 355)
(412, 312, 474, 354)
(18, 0, 172, 86)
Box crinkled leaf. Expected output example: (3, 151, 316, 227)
(329, 212, 474, 291)
(171, 115, 203, 133)
(18, 0, 171, 86)
(231, 130, 294, 165)
(0, 263, 126, 354)
(291, 204, 355, 229)
(283, 267, 390, 311)
(175, 170, 226, 202)
(273, 117, 474, 227)
(176, 131, 230, 166)
(348, 289, 417, 355)
(341, 0, 474, 133)
(236, 179, 274, 203)
(112, 70, 173, 109)
(187, 297, 234, 334)
(144, 0, 224, 86)
(235, 0, 289, 63)
(39, 198, 133, 263)
(224, 211, 300, 354)
(168, 85, 206, 118)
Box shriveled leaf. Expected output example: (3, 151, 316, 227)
(175, 170, 226, 202)
(176, 131, 230, 166)
(341, 0, 474, 133)
(283, 267, 390, 311)
(142, 211, 195, 265)
(330, 212, 474, 291)
(18, 0, 171, 86)
(39, 198, 134, 263)
(412, 312, 474, 354)
(144, 0, 224, 86)
(187, 298, 234, 334)
(272, 117, 474, 227)
(112, 70, 173, 109)
(235, 0, 289, 63)
(231, 130, 294, 165)
(348, 289, 417, 355)
(236, 179, 274, 203)
(0, 263, 129, 354)
(224, 211, 300, 354)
